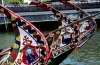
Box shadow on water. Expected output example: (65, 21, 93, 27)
(0, 29, 100, 65)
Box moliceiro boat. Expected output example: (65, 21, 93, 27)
(0, 1, 99, 65)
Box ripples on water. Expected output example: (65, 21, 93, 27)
(0, 29, 100, 65)
(0, 32, 15, 48)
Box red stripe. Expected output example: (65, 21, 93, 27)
(14, 29, 19, 33)
(23, 25, 31, 30)
(10, 50, 17, 61)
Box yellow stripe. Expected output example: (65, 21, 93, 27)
(16, 36, 21, 41)
(49, 8, 52, 11)
(71, 47, 79, 54)
(13, 43, 19, 49)
(0, 8, 4, 13)
(12, 23, 16, 27)
(10, 62, 14, 65)
(11, 16, 16, 21)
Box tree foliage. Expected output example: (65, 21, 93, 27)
(4, 0, 24, 4)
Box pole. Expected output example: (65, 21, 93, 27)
(1, 0, 8, 31)
(1, 0, 3, 5)
(51, 12, 100, 33)
(3, 14, 8, 31)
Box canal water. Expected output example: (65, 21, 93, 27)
(0, 29, 100, 65)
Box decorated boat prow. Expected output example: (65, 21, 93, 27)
(29, 1, 98, 65)
(0, 3, 49, 65)
(0, 1, 100, 65)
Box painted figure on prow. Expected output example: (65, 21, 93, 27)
(20, 36, 38, 64)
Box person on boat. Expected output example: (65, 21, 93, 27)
(61, 31, 72, 45)
(20, 41, 38, 64)
(20, 36, 46, 64)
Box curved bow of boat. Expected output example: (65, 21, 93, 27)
(30, 1, 97, 65)
(0, 1, 98, 65)
(0, 4, 49, 65)
(46, 1, 97, 65)
(61, 1, 97, 47)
